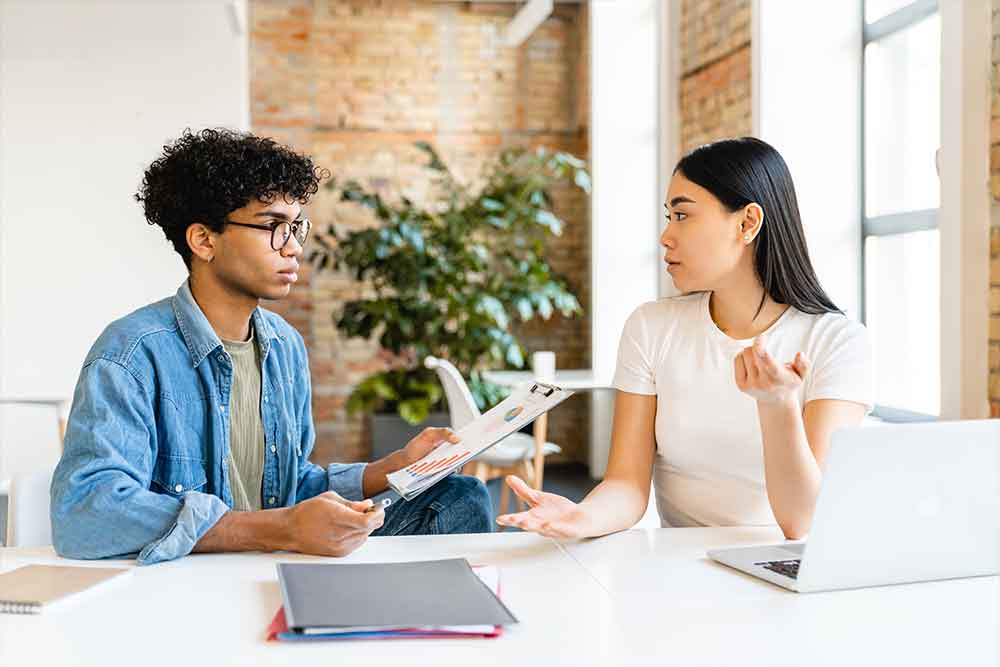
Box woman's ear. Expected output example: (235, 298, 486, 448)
(187, 223, 217, 264)
(739, 203, 765, 244)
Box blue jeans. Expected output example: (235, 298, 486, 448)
(372, 475, 493, 537)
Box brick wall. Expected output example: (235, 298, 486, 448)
(679, 0, 752, 153)
(251, 0, 591, 464)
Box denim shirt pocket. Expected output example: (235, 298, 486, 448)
(151, 456, 209, 497)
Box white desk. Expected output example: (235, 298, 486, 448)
(1, 529, 996, 666)
(560, 527, 999, 667)
(482, 370, 614, 392)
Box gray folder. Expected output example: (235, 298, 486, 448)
(276, 558, 518, 632)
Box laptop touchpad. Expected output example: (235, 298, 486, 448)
(782, 543, 806, 556)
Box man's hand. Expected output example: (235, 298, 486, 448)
(361, 427, 462, 498)
(284, 491, 385, 557)
(401, 427, 461, 466)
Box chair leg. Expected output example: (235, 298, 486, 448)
(522, 460, 536, 490)
(499, 479, 510, 518)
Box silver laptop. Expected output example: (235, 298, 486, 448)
(708, 419, 999, 593)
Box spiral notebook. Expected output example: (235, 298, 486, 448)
(0, 565, 131, 614)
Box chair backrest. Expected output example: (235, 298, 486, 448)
(423, 356, 481, 429)
(6, 469, 53, 548)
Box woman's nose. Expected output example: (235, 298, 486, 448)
(660, 224, 674, 248)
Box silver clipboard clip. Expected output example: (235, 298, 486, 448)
(529, 381, 559, 398)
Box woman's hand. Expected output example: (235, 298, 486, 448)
(495, 475, 589, 538)
(735, 334, 810, 405)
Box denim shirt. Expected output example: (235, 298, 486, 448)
(50, 281, 366, 565)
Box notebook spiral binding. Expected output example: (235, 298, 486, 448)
(0, 600, 41, 615)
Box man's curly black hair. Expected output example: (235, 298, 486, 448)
(135, 128, 325, 268)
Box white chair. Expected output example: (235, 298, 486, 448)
(6, 469, 53, 547)
(0, 399, 66, 547)
(424, 356, 561, 515)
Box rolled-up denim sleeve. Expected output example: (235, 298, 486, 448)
(50, 358, 228, 566)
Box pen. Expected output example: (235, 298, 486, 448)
(364, 497, 392, 513)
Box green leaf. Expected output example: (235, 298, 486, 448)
(398, 398, 431, 425)
(506, 344, 525, 368)
(535, 294, 553, 319)
(476, 295, 509, 329)
(415, 141, 448, 172)
(535, 210, 563, 234)
(515, 297, 533, 321)
(372, 375, 398, 401)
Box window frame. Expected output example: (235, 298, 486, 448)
(860, 0, 940, 422)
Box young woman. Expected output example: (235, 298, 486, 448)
(497, 137, 873, 540)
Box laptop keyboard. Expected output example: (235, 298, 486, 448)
(757, 559, 801, 579)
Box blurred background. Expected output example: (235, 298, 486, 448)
(0, 0, 994, 535)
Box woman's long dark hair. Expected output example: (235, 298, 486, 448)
(674, 137, 841, 318)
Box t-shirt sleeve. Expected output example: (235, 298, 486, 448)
(804, 318, 874, 414)
(612, 305, 657, 395)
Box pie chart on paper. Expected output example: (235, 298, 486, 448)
(503, 406, 524, 422)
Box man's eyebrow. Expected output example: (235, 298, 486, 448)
(253, 210, 296, 221)
(668, 196, 696, 207)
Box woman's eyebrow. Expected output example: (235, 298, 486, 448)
(669, 196, 696, 207)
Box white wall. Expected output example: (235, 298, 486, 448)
(752, 0, 863, 319)
(588, 0, 662, 477)
(0, 0, 249, 401)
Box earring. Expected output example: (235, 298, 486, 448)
(743, 234, 751, 242)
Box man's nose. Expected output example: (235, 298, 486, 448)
(282, 233, 304, 258)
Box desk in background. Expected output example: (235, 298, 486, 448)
(483, 370, 614, 478)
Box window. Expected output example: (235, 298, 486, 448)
(862, 0, 940, 420)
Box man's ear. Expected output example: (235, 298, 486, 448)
(739, 203, 765, 243)
(187, 223, 217, 264)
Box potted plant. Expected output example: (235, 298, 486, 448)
(309, 142, 590, 456)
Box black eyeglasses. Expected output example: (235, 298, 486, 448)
(225, 217, 311, 251)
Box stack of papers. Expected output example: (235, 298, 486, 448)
(387, 381, 573, 500)
(268, 559, 516, 642)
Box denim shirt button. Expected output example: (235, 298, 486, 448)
(217, 353, 225, 363)
(270, 445, 277, 454)
(263, 395, 269, 404)
(268, 497, 276, 505)
(174, 484, 183, 493)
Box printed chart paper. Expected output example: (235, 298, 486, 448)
(387, 381, 573, 500)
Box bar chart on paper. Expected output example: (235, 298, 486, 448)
(405, 449, 472, 477)
(388, 381, 575, 500)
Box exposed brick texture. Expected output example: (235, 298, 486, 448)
(251, 0, 591, 464)
(679, 0, 752, 153)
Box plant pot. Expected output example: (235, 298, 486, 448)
(369, 411, 452, 460)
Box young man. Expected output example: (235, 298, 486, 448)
(50, 129, 492, 565)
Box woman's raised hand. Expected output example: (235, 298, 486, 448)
(734, 334, 809, 405)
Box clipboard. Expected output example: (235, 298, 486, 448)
(387, 381, 574, 500)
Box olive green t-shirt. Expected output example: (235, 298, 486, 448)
(221, 329, 265, 512)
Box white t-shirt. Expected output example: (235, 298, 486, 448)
(613, 291, 873, 528)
